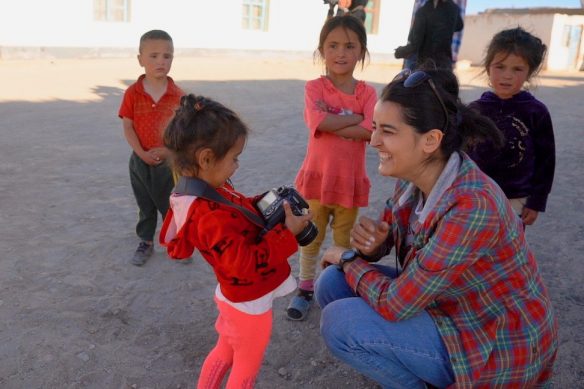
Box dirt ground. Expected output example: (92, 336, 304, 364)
(0, 54, 583, 389)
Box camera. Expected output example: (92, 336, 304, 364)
(255, 186, 318, 246)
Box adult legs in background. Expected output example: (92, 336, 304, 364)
(403, 54, 418, 71)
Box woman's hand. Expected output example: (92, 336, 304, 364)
(350, 216, 390, 257)
(321, 246, 346, 268)
(283, 201, 313, 236)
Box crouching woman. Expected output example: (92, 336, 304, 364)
(315, 69, 558, 388)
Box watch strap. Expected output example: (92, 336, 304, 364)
(338, 249, 359, 271)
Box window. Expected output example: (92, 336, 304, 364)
(242, 0, 269, 31)
(94, 0, 131, 22)
(364, 0, 380, 35)
(562, 25, 572, 47)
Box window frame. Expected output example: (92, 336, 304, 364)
(94, 0, 131, 23)
(364, 0, 380, 35)
(241, 0, 270, 32)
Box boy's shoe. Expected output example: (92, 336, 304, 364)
(131, 241, 153, 266)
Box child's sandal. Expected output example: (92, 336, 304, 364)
(286, 289, 313, 321)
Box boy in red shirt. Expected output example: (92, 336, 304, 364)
(118, 29, 184, 266)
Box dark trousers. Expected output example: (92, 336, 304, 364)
(129, 152, 174, 242)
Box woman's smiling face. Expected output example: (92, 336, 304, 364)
(370, 100, 426, 180)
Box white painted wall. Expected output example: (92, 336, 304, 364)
(458, 13, 555, 68)
(458, 11, 584, 71)
(0, 0, 413, 59)
(547, 14, 584, 70)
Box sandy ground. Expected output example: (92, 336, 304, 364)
(0, 54, 583, 389)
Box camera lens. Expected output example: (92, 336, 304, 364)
(295, 221, 318, 246)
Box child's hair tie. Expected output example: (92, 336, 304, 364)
(194, 102, 204, 111)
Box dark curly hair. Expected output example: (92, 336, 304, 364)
(163, 94, 249, 176)
(483, 27, 547, 80)
(380, 68, 503, 160)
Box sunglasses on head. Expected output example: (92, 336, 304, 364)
(392, 69, 449, 132)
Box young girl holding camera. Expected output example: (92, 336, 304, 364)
(159, 94, 312, 388)
(288, 15, 377, 320)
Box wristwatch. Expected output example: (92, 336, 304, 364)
(338, 249, 359, 271)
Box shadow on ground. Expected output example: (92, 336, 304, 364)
(0, 77, 582, 388)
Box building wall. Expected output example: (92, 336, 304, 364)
(548, 14, 584, 70)
(458, 13, 555, 68)
(0, 0, 413, 61)
(458, 11, 584, 71)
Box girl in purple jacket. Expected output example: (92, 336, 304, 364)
(469, 27, 555, 226)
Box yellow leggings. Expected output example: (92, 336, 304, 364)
(299, 199, 358, 282)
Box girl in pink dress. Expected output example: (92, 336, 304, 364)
(287, 15, 377, 320)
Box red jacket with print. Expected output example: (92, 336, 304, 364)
(159, 184, 298, 302)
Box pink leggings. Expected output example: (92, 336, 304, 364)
(197, 298, 272, 389)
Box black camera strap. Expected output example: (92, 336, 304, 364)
(173, 176, 266, 229)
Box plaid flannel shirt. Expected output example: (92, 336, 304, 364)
(344, 153, 557, 388)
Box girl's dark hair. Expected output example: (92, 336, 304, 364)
(380, 69, 504, 159)
(316, 14, 369, 68)
(483, 27, 547, 80)
(164, 94, 249, 175)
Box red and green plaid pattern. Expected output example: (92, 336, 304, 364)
(345, 154, 557, 388)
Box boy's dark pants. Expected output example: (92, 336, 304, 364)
(129, 152, 174, 242)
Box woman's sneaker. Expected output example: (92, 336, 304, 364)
(131, 241, 153, 266)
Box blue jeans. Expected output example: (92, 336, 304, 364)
(315, 265, 455, 389)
